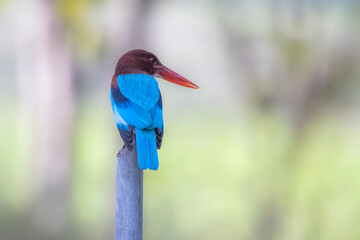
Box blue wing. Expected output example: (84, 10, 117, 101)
(111, 73, 164, 148)
(116, 74, 163, 130)
(118, 73, 159, 110)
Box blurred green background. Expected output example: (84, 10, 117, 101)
(1, 0, 360, 239)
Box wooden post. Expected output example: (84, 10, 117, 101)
(115, 147, 143, 240)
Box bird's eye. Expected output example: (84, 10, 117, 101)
(149, 57, 156, 64)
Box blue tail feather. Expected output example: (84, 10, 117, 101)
(135, 129, 159, 170)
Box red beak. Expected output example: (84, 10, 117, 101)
(155, 66, 199, 89)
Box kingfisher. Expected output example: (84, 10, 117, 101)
(110, 49, 199, 170)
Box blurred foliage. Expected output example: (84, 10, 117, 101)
(1, 0, 360, 239)
(279, 37, 310, 69)
(56, 0, 101, 56)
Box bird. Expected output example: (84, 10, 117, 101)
(110, 49, 199, 170)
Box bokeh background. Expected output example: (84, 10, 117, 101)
(1, 0, 360, 239)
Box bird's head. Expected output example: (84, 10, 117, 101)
(114, 49, 199, 89)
